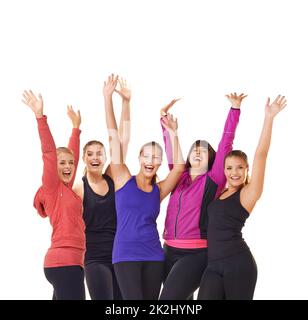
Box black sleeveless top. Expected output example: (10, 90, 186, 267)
(83, 174, 117, 264)
(207, 189, 250, 261)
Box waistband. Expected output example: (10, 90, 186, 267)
(165, 239, 208, 249)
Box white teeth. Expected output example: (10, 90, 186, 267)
(90, 162, 100, 166)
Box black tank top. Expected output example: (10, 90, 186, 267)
(83, 174, 117, 264)
(207, 189, 250, 261)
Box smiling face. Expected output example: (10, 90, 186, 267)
(83, 143, 106, 174)
(224, 156, 249, 189)
(188, 146, 209, 171)
(139, 143, 163, 180)
(57, 151, 75, 184)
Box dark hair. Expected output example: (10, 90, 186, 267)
(139, 141, 163, 185)
(186, 140, 216, 171)
(224, 150, 249, 185)
(82, 140, 106, 176)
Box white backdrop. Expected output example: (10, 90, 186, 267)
(0, 0, 306, 300)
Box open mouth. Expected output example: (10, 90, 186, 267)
(90, 161, 101, 168)
(193, 156, 202, 161)
(144, 165, 154, 173)
(63, 170, 71, 178)
(231, 176, 240, 180)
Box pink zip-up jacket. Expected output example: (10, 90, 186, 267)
(161, 108, 240, 241)
(33, 116, 85, 268)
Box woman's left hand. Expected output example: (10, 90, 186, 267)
(67, 105, 81, 128)
(225, 92, 247, 109)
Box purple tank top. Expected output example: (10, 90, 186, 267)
(112, 176, 164, 264)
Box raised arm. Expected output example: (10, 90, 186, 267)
(22, 90, 59, 192)
(103, 74, 131, 188)
(160, 99, 181, 170)
(208, 93, 246, 192)
(67, 105, 81, 188)
(115, 77, 131, 163)
(158, 113, 185, 201)
(241, 95, 287, 213)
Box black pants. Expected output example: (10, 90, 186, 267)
(113, 261, 164, 300)
(44, 265, 85, 300)
(198, 250, 258, 300)
(85, 262, 122, 300)
(159, 245, 208, 300)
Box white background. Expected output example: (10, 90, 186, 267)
(0, 0, 306, 299)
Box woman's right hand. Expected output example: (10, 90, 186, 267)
(161, 112, 178, 134)
(22, 90, 44, 118)
(160, 98, 181, 117)
(103, 74, 118, 98)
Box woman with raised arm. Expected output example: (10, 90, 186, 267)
(103, 74, 185, 300)
(22, 90, 85, 300)
(73, 78, 130, 300)
(197, 95, 287, 300)
(159, 93, 245, 300)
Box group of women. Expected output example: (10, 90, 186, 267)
(22, 74, 287, 300)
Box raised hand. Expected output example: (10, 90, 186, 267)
(265, 95, 287, 118)
(161, 113, 178, 133)
(22, 90, 44, 118)
(160, 98, 181, 117)
(225, 92, 247, 109)
(115, 77, 131, 102)
(67, 105, 81, 128)
(103, 74, 118, 98)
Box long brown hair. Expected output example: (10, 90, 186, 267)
(224, 150, 249, 186)
(139, 141, 163, 185)
(82, 140, 106, 176)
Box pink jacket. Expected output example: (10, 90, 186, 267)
(161, 108, 240, 241)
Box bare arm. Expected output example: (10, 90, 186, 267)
(241, 95, 287, 213)
(67, 105, 82, 188)
(73, 182, 84, 201)
(115, 77, 131, 162)
(158, 113, 185, 201)
(103, 74, 131, 189)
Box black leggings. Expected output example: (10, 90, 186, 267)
(85, 262, 122, 300)
(44, 265, 85, 300)
(113, 261, 164, 300)
(159, 245, 208, 300)
(197, 250, 258, 300)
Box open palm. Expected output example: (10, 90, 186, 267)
(22, 90, 43, 117)
(67, 105, 81, 128)
(225, 92, 247, 109)
(265, 95, 287, 118)
(115, 77, 131, 101)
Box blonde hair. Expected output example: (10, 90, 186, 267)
(56, 147, 73, 156)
